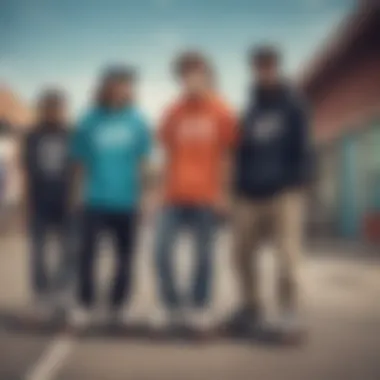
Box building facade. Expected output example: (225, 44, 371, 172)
(302, 6, 380, 241)
(0, 86, 32, 207)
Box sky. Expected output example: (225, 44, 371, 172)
(1, 0, 355, 120)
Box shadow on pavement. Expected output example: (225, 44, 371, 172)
(0, 308, 301, 348)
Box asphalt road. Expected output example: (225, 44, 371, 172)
(0, 228, 379, 380)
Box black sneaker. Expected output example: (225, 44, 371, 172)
(277, 312, 307, 346)
(223, 306, 261, 337)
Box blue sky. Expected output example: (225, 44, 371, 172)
(1, 0, 355, 119)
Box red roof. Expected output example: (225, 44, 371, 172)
(0, 85, 33, 128)
(300, 4, 379, 95)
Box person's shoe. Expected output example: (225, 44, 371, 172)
(224, 306, 261, 337)
(31, 294, 54, 322)
(108, 308, 127, 328)
(277, 311, 307, 345)
(169, 309, 186, 328)
(166, 309, 189, 337)
(51, 292, 73, 321)
(149, 308, 170, 331)
(69, 307, 91, 330)
(186, 309, 215, 339)
(56, 291, 74, 311)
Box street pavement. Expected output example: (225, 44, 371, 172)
(0, 228, 379, 380)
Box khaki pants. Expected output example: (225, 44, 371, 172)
(233, 191, 305, 312)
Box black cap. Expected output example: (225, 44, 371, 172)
(249, 45, 281, 66)
(101, 64, 137, 83)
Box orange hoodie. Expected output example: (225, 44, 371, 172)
(159, 93, 237, 206)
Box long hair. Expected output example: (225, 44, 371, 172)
(95, 78, 119, 108)
(94, 66, 136, 108)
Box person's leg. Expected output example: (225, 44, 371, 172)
(29, 212, 49, 298)
(77, 209, 102, 309)
(233, 199, 261, 313)
(51, 215, 76, 295)
(109, 211, 138, 310)
(155, 207, 183, 311)
(191, 207, 216, 309)
(185, 206, 217, 333)
(273, 191, 305, 318)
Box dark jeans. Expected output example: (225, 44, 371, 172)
(29, 212, 75, 297)
(78, 208, 137, 309)
(155, 206, 216, 310)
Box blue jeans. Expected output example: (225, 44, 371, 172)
(29, 211, 77, 297)
(78, 208, 137, 309)
(155, 206, 216, 310)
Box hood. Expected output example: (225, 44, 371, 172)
(250, 82, 291, 108)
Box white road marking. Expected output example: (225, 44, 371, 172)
(25, 334, 75, 380)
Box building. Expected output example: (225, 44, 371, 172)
(301, 4, 380, 241)
(0, 86, 33, 207)
(0, 85, 33, 129)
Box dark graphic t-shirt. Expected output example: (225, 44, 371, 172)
(24, 124, 70, 219)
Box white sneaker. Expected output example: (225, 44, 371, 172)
(150, 308, 187, 330)
(109, 308, 128, 326)
(169, 309, 186, 328)
(187, 310, 214, 333)
(33, 294, 53, 320)
(69, 307, 91, 329)
(149, 308, 169, 330)
(53, 291, 74, 313)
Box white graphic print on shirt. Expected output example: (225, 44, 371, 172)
(94, 123, 134, 149)
(177, 116, 216, 142)
(251, 112, 284, 142)
(37, 136, 66, 177)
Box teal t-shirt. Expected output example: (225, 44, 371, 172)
(70, 106, 152, 211)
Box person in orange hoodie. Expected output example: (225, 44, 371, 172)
(153, 51, 236, 334)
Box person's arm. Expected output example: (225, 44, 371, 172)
(138, 117, 153, 189)
(154, 106, 174, 206)
(68, 117, 89, 213)
(69, 161, 84, 213)
(218, 105, 239, 215)
(136, 115, 155, 220)
(290, 96, 312, 189)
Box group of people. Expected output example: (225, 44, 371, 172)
(22, 44, 311, 342)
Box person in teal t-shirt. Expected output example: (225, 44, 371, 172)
(69, 66, 152, 327)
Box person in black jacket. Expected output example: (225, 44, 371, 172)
(228, 46, 311, 341)
(23, 89, 73, 316)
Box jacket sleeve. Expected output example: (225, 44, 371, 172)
(289, 97, 313, 187)
(234, 112, 250, 168)
(21, 132, 31, 170)
(137, 116, 153, 160)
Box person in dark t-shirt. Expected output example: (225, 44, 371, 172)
(23, 89, 72, 314)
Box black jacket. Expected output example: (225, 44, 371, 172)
(234, 84, 311, 199)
